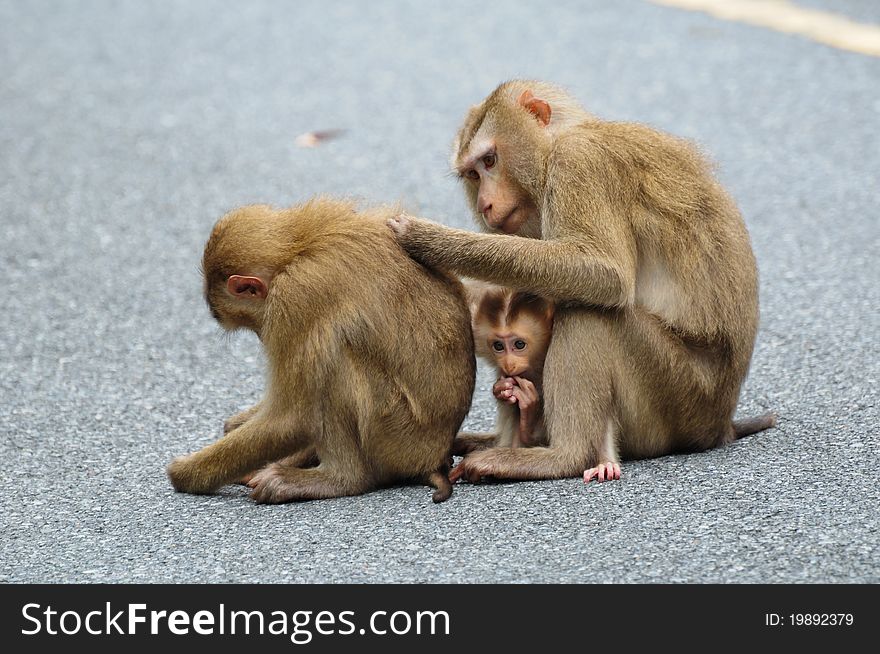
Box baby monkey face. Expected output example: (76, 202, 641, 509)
(471, 286, 554, 383)
(488, 332, 533, 379)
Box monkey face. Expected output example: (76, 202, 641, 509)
(457, 142, 538, 235)
(489, 334, 534, 379)
(452, 85, 554, 236)
(454, 111, 540, 236)
(472, 287, 553, 381)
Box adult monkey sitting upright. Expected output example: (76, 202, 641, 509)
(389, 80, 774, 484)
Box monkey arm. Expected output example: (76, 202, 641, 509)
(452, 432, 499, 455)
(517, 408, 538, 446)
(168, 413, 312, 494)
(393, 217, 634, 308)
(512, 379, 540, 446)
(223, 402, 262, 434)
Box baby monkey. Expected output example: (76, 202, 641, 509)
(474, 284, 554, 449)
(450, 284, 553, 483)
(453, 283, 621, 484)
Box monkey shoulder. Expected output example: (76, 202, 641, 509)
(546, 126, 610, 172)
(545, 123, 648, 194)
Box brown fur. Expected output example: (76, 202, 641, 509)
(168, 198, 475, 502)
(392, 80, 774, 482)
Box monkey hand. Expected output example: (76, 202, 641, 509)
(387, 213, 413, 239)
(386, 213, 443, 252)
(493, 377, 518, 404)
(583, 462, 621, 484)
(512, 377, 538, 411)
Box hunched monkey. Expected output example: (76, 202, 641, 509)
(167, 198, 476, 503)
(390, 80, 775, 484)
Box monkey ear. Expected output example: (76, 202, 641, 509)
(518, 90, 552, 126)
(227, 275, 268, 299)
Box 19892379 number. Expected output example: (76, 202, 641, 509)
(790, 614, 853, 626)
(766, 613, 854, 627)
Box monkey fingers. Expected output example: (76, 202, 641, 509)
(448, 464, 465, 483)
(249, 461, 370, 504)
(493, 377, 517, 403)
(386, 213, 414, 239)
(511, 383, 537, 413)
(513, 377, 537, 402)
(583, 462, 621, 484)
(246, 464, 280, 493)
(245, 461, 288, 490)
(243, 470, 270, 488)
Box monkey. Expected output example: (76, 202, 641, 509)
(167, 198, 476, 503)
(455, 283, 554, 455)
(388, 80, 775, 485)
(474, 286, 554, 450)
(451, 284, 554, 483)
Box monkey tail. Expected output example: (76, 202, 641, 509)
(732, 412, 777, 439)
(427, 468, 453, 503)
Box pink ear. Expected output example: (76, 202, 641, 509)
(227, 275, 268, 299)
(518, 90, 551, 126)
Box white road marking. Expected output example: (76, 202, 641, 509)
(648, 0, 880, 57)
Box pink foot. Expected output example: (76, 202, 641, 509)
(584, 462, 621, 484)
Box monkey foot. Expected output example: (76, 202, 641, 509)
(244, 471, 265, 489)
(247, 464, 355, 503)
(447, 452, 496, 484)
(247, 465, 300, 503)
(583, 462, 621, 484)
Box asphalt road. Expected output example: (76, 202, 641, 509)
(1, 0, 877, 583)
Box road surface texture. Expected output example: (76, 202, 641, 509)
(1, 0, 877, 583)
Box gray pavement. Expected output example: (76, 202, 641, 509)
(1, 0, 877, 583)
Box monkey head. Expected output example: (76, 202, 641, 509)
(471, 286, 554, 382)
(451, 80, 589, 237)
(201, 204, 290, 334)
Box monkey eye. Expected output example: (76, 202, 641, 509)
(492, 341, 504, 352)
(513, 339, 526, 350)
(465, 169, 479, 181)
(482, 153, 496, 169)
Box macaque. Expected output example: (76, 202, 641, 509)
(389, 80, 775, 484)
(456, 284, 553, 452)
(167, 198, 476, 503)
